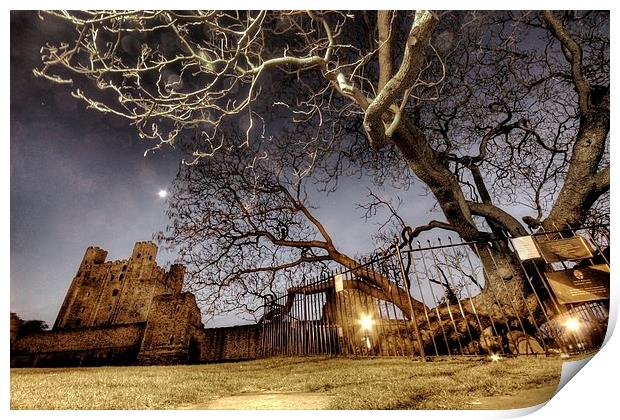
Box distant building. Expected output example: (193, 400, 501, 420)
(11, 242, 259, 367)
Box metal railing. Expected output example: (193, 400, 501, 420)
(259, 225, 609, 359)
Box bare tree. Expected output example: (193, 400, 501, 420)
(160, 134, 425, 319)
(36, 11, 609, 321)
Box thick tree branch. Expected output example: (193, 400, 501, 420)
(592, 165, 610, 196)
(543, 106, 609, 228)
(541, 11, 591, 114)
(363, 10, 439, 148)
(393, 117, 482, 241)
(326, 248, 428, 316)
(246, 228, 329, 250)
(230, 255, 331, 278)
(288, 278, 390, 302)
(467, 202, 529, 237)
(400, 220, 455, 245)
(377, 10, 395, 91)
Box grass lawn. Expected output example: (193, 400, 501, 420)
(10, 356, 563, 410)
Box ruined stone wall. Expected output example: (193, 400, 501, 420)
(11, 323, 145, 367)
(13, 241, 262, 367)
(136, 292, 203, 365)
(53, 242, 185, 330)
(198, 324, 260, 362)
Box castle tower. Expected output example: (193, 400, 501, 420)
(12, 240, 202, 368)
(53, 246, 108, 330)
(53, 242, 187, 330)
(82, 246, 108, 266)
(10, 313, 23, 345)
(130, 241, 158, 262)
(110, 242, 159, 324)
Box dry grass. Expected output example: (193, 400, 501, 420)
(10, 356, 563, 410)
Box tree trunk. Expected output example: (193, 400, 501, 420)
(405, 234, 559, 355)
(543, 104, 609, 230)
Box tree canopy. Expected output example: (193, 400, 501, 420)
(36, 10, 609, 318)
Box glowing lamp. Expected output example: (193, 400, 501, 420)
(490, 354, 501, 362)
(359, 315, 374, 331)
(564, 317, 581, 332)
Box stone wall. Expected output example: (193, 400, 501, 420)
(198, 324, 261, 362)
(136, 292, 204, 365)
(11, 323, 145, 367)
(10, 320, 263, 367)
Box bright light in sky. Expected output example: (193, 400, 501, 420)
(158, 189, 168, 199)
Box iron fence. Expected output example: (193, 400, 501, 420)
(260, 225, 609, 359)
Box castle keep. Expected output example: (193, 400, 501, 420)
(54, 242, 185, 330)
(10, 242, 260, 367)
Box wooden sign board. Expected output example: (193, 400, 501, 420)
(537, 236, 593, 263)
(545, 264, 610, 304)
(511, 236, 542, 261)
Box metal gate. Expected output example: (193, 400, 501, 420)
(259, 224, 609, 359)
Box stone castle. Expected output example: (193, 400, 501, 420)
(11, 242, 260, 367)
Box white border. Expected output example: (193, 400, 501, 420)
(4, 3, 617, 419)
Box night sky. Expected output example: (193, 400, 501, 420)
(9, 11, 442, 327)
(10, 11, 182, 326)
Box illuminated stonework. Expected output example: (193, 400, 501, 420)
(10, 242, 259, 367)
